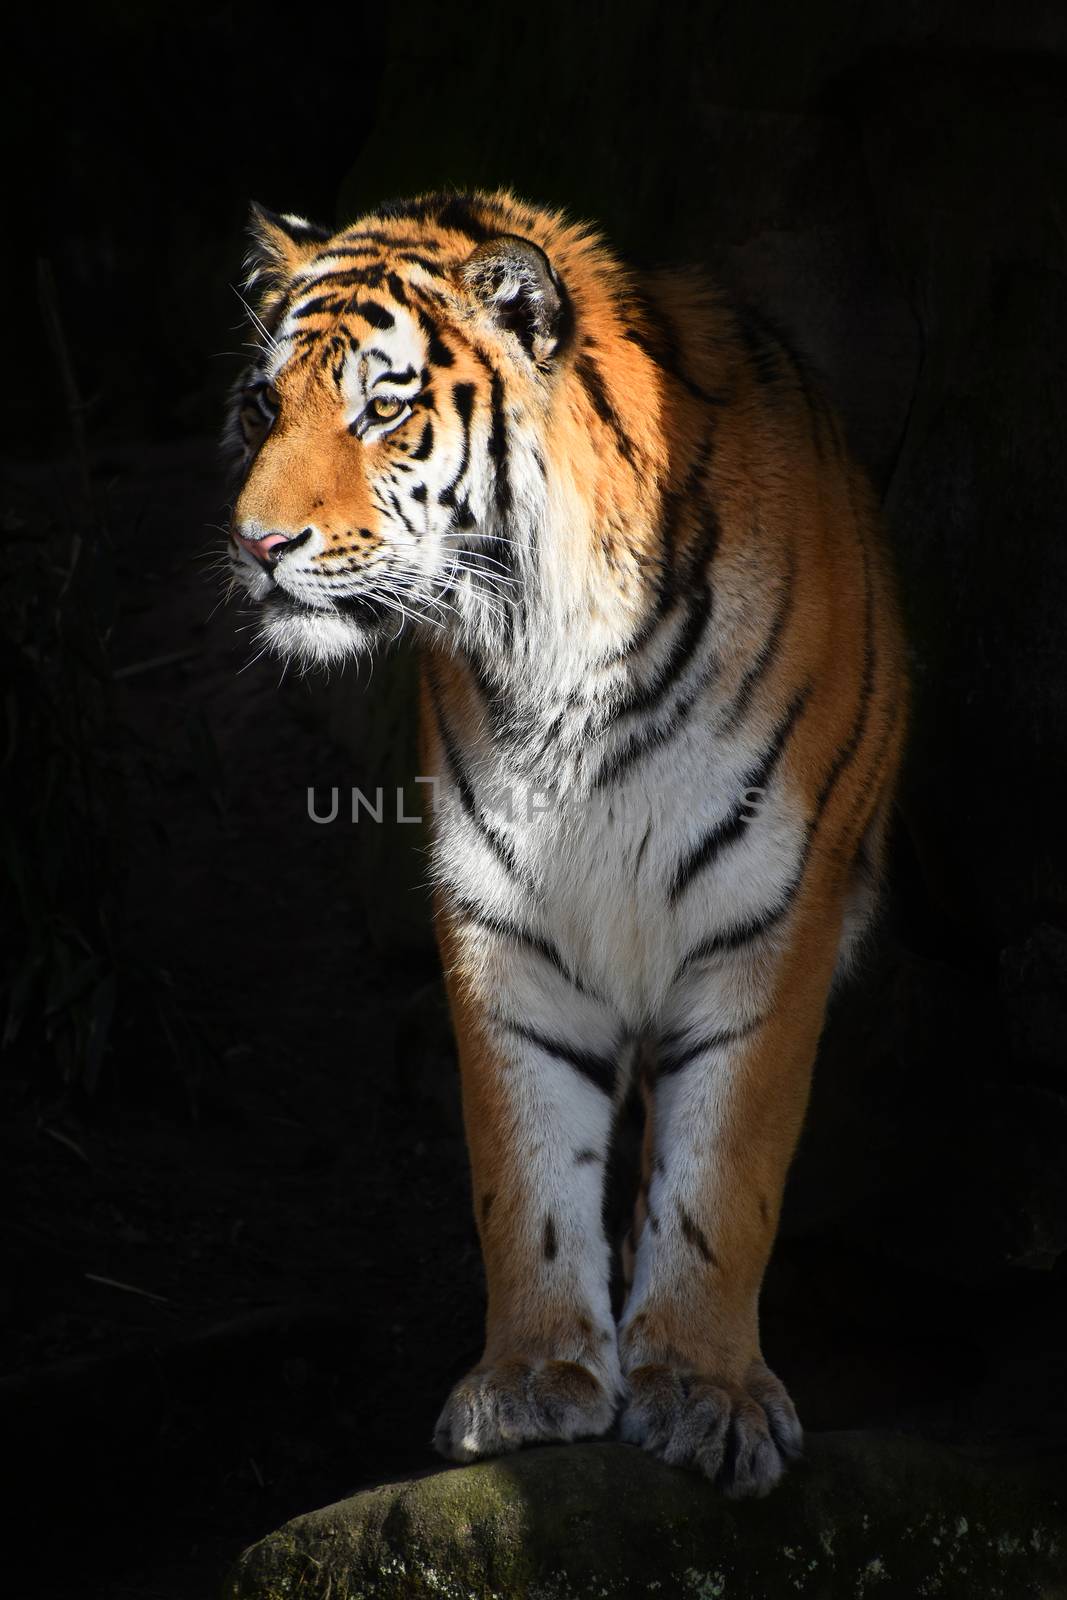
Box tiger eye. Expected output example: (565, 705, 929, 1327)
(371, 397, 404, 421)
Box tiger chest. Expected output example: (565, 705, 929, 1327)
(435, 702, 801, 1020)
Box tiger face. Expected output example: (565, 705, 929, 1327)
(226, 200, 573, 666)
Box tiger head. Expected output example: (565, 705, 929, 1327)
(224, 191, 667, 668)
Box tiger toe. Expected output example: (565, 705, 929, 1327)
(620, 1358, 802, 1498)
(433, 1357, 617, 1462)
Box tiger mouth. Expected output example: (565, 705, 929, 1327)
(263, 589, 389, 628)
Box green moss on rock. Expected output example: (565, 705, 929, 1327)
(224, 1434, 1065, 1600)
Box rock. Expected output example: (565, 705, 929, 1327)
(224, 1435, 1065, 1599)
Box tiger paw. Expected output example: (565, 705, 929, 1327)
(433, 1357, 617, 1462)
(619, 1358, 803, 1498)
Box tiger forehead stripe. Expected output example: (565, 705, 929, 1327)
(297, 247, 452, 289)
(297, 266, 389, 292)
(337, 230, 445, 251)
(289, 292, 396, 329)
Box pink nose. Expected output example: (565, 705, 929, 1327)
(233, 528, 311, 570)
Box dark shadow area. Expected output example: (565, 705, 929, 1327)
(3, 4, 1067, 1595)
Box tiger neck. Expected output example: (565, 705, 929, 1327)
(450, 499, 670, 781)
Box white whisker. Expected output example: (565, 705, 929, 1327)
(232, 286, 279, 354)
(449, 561, 521, 590)
(236, 637, 274, 675)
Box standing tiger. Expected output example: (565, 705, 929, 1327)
(225, 189, 906, 1498)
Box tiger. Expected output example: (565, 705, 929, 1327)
(224, 188, 907, 1498)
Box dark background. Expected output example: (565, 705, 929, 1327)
(4, 3, 1067, 1595)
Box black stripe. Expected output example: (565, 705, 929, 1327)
(386, 272, 409, 305)
(835, 686, 902, 869)
(643, 435, 716, 652)
(411, 420, 434, 461)
(624, 325, 726, 407)
(575, 352, 637, 465)
(685, 488, 726, 583)
(349, 299, 394, 330)
(452, 898, 589, 994)
(464, 650, 505, 725)
(635, 821, 654, 873)
(339, 230, 444, 251)
(736, 306, 829, 461)
(372, 192, 491, 241)
(676, 529, 878, 978)
(620, 432, 716, 660)
(543, 1215, 558, 1261)
(488, 371, 512, 521)
(309, 244, 380, 261)
(593, 680, 704, 791)
(274, 326, 319, 346)
(397, 252, 449, 276)
(522, 705, 564, 759)
(719, 545, 797, 736)
(291, 294, 347, 320)
(667, 685, 810, 904)
(675, 639, 869, 971)
(663, 434, 716, 572)
(508, 1023, 618, 1097)
(438, 382, 475, 507)
(677, 880, 800, 975)
(657, 1016, 765, 1076)
(386, 490, 417, 534)
(810, 540, 876, 837)
(623, 292, 728, 409)
(678, 1206, 718, 1267)
(368, 198, 441, 222)
(416, 306, 455, 367)
(325, 592, 392, 625)
(293, 265, 382, 293)
(427, 669, 530, 888)
(472, 374, 520, 621)
(736, 308, 786, 387)
(434, 195, 493, 243)
(592, 561, 722, 787)
(616, 581, 712, 724)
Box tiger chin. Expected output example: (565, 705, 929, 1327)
(222, 189, 906, 1498)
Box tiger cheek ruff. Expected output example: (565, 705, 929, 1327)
(224, 189, 907, 1498)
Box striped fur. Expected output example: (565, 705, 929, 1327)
(224, 190, 908, 1497)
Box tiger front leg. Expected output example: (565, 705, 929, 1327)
(618, 918, 840, 1497)
(433, 908, 624, 1462)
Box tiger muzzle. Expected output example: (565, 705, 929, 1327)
(233, 526, 313, 574)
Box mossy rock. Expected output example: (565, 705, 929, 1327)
(223, 1434, 1065, 1599)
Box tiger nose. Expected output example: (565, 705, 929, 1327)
(233, 526, 313, 572)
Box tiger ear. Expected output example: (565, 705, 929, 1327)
(244, 203, 332, 298)
(458, 235, 570, 364)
